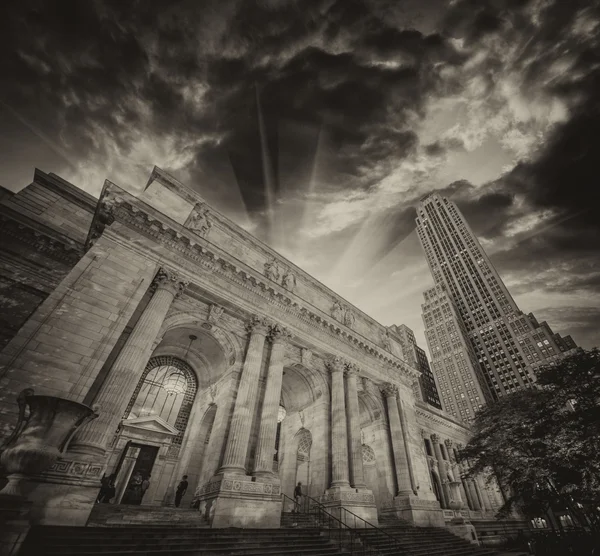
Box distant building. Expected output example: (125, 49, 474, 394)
(416, 193, 577, 407)
(388, 324, 443, 410)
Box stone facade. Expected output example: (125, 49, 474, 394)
(0, 167, 504, 532)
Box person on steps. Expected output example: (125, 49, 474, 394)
(294, 482, 303, 513)
(175, 475, 189, 508)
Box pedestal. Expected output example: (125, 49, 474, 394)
(380, 494, 445, 527)
(320, 486, 378, 527)
(16, 456, 104, 526)
(195, 473, 282, 528)
(0, 495, 32, 556)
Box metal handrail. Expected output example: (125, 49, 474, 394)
(281, 493, 376, 555)
(282, 492, 406, 555)
(339, 506, 405, 552)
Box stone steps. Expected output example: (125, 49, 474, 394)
(88, 504, 208, 528)
(21, 526, 348, 556)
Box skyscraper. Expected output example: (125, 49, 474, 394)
(388, 324, 443, 409)
(416, 193, 576, 407)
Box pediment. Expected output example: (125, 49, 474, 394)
(121, 415, 179, 436)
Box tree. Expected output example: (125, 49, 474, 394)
(458, 348, 600, 529)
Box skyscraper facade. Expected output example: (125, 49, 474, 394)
(388, 324, 443, 409)
(416, 193, 576, 405)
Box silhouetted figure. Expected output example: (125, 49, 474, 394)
(97, 473, 117, 504)
(140, 474, 151, 503)
(293, 482, 303, 513)
(175, 475, 188, 508)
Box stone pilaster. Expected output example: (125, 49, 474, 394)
(218, 316, 270, 475)
(328, 356, 350, 487)
(253, 324, 291, 477)
(69, 268, 187, 459)
(381, 383, 412, 496)
(430, 434, 449, 509)
(344, 364, 366, 489)
(475, 476, 493, 511)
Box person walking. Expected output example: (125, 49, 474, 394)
(175, 475, 189, 508)
(140, 474, 151, 503)
(294, 482, 303, 513)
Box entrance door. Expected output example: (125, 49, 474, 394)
(114, 443, 159, 505)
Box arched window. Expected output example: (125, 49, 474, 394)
(362, 444, 376, 465)
(123, 356, 197, 445)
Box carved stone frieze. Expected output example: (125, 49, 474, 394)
(344, 308, 356, 328)
(264, 258, 283, 283)
(208, 303, 225, 324)
(187, 203, 213, 238)
(282, 270, 297, 292)
(331, 300, 344, 321)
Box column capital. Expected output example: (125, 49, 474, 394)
(326, 356, 346, 373)
(420, 428, 428, 439)
(344, 362, 360, 378)
(153, 267, 188, 297)
(268, 323, 292, 344)
(380, 382, 398, 398)
(245, 315, 271, 335)
(430, 433, 440, 444)
(444, 439, 453, 449)
(455, 443, 464, 451)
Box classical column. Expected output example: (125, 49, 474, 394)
(344, 364, 366, 489)
(70, 268, 187, 458)
(328, 356, 350, 487)
(381, 383, 412, 496)
(253, 324, 291, 477)
(219, 316, 270, 474)
(467, 479, 482, 510)
(398, 396, 418, 495)
(430, 434, 449, 508)
(475, 477, 492, 510)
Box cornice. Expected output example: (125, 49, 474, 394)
(415, 404, 472, 436)
(94, 186, 420, 383)
(0, 212, 83, 265)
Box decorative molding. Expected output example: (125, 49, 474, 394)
(196, 478, 281, 498)
(320, 491, 375, 504)
(301, 348, 313, 368)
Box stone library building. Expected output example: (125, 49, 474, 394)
(0, 168, 529, 555)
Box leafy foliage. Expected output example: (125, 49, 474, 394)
(458, 349, 600, 522)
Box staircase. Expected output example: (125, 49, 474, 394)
(20, 526, 347, 556)
(281, 511, 319, 528)
(357, 518, 500, 556)
(87, 504, 208, 528)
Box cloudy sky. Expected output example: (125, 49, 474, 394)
(2, 0, 599, 351)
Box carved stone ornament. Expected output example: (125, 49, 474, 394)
(444, 439, 453, 449)
(380, 382, 398, 398)
(326, 355, 346, 373)
(268, 323, 292, 343)
(345, 362, 360, 378)
(381, 330, 392, 351)
(420, 428, 428, 439)
(430, 433, 440, 444)
(208, 303, 225, 324)
(301, 348, 313, 368)
(152, 268, 188, 297)
(187, 203, 213, 238)
(331, 300, 344, 321)
(344, 309, 356, 328)
(282, 271, 297, 292)
(0, 389, 98, 497)
(245, 315, 271, 335)
(264, 258, 282, 283)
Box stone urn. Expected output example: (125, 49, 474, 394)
(447, 480, 464, 512)
(0, 389, 98, 497)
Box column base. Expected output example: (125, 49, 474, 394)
(319, 486, 378, 527)
(380, 494, 445, 528)
(194, 473, 282, 528)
